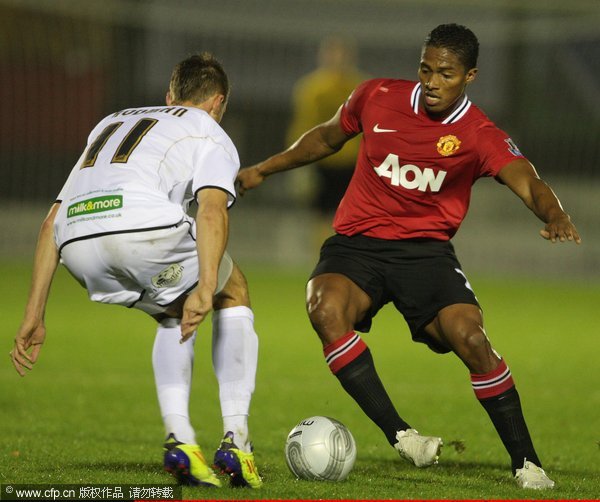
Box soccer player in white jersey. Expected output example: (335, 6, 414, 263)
(10, 53, 262, 489)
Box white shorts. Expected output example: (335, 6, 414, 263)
(60, 218, 233, 315)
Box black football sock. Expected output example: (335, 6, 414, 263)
(324, 332, 410, 445)
(471, 359, 541, 473)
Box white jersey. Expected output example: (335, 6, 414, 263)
(55, 105, 239, 250)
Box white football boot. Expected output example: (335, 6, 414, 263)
(394, 428, 443, 467)
(514, 459, 555, 489)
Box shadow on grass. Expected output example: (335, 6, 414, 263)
(52, 460, 165, 481)
(358, 455, 598, 486)
(356, 457, 512, 488)
(66, 461, 162, 474)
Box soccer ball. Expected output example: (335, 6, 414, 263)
(284, 416, 357, 481)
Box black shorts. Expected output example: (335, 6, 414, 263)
(309, 234, 480, 353)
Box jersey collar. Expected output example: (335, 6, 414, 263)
(410, 82, 472, 124)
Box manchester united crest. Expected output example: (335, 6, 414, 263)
(437, 135, 461, 157)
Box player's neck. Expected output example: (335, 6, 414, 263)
(421, 92, 466, 122)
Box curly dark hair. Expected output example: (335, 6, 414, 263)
(169, 52, 230, 105)
(423, 24, 479, 70)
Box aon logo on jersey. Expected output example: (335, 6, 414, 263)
(374, 153, 446, 192)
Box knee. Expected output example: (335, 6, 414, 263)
(229, 273, 250, 303)
(305, 275, 370, 343)
(460, 325, 488, 352)
(453, 324, 498, 372)
(306, 292, 346, 339)
(306, 292, 333, 329)
(436, 305, 498, 373)
(214, 263, 250, 309)
(451, 321, 490, 358)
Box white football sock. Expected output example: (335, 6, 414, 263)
(152, 321, 197, 445)
(212, 306, 258, 453)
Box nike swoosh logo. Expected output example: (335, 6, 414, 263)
(373, 124, 397, 133)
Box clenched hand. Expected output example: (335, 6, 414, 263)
(11, 319, 46, 376)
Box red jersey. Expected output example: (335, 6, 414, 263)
(336, 78, 525, 240)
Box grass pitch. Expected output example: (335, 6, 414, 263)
(1, 261, 599, 500)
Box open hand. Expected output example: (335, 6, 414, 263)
(540, 216, 581, 244)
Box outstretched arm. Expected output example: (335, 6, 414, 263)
(237, 106, 355, 195)
(497, 159, 581, 244)
(181, 188, 229, 342)
(11, 203, 61, 376)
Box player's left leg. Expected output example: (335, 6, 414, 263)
(211, 262, 262, 488)
(152, 319, 222, 487)
(425, 304, 554, 489)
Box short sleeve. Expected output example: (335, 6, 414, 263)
(191, 135, 240, 207)
(339, 79, 384, 135)
(56, 150, 87, 202)
(476, 124, 527, 178)
(56, 117, 111, 202)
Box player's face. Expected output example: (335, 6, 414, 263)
(418, 46, 477, 117)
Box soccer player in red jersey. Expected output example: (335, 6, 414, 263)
(237, 24, 580, 489)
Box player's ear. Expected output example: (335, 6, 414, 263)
(211, 93, 225, 109)
(209, 94, 226, 121)
(165, 91, 173, 105)
(465, 67, 478, 84)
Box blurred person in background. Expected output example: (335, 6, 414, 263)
(238, 23, 581, 489)
(10, 53, 262, 490)
(287, 36, 367, 247)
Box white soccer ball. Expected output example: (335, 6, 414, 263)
(284, 416, 357, 481)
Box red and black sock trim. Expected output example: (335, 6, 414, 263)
(473, 359, 541, 472)
(470, 358, 515, 399)
(323, 332, 367, 374)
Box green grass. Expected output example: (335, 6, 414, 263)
(1, 261, 599, 499)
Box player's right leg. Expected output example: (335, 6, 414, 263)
(306, 265, 441, 468)
(210, 263, 262, 488)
